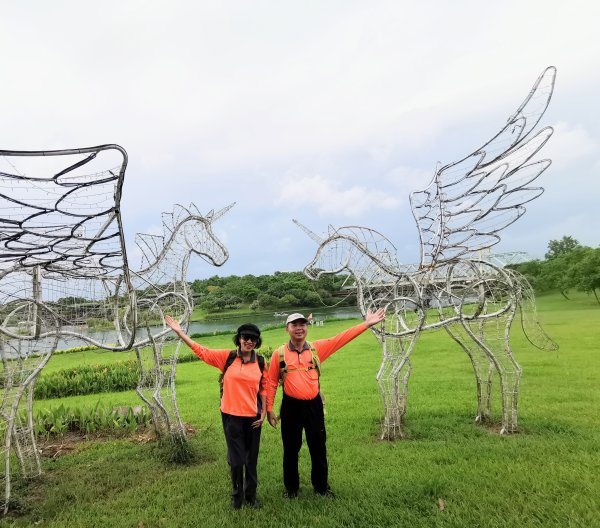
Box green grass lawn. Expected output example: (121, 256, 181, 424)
(2, 292, 599, 527)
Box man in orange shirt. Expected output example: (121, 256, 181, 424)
(267, 308, 385, 498)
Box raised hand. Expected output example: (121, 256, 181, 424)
(164, 315, 182, 333)
(365, 307, 386, 327)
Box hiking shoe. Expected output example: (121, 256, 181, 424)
(245, 497, 260, 509)
(283, 489, 299, 499)
(316, 487, 336, 499)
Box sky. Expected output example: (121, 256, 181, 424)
(2, 0, 599, 281)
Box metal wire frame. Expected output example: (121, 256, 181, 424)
(0, 144, 134, 512)
(296, 67, 559, 440)
(0, 144, 232, 511)
(126, 203, 232, 443)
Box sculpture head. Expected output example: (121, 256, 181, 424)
(295, 220, 401, 282)
(304, 237, 354, 281)
(179, 203, 234, 267)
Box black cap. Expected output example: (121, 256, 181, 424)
(236, 323, 261, 337)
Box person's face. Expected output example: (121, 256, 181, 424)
(239, 334, 258, 353)
(287, 320, 308, 342)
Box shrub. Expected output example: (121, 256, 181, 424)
(23, 402, 151, 438)
(34, 360, 139, 399)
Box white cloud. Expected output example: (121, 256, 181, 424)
(2, 1, 599, 275)
(546, 122, 598, 170)
(276, 175, 400, 217)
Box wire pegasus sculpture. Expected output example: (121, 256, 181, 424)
(296, 66, 559, 440)
(0, 145, 230, 511)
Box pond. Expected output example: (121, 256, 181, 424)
(28, 306, 362, 353)
(189, 306, 361, 334)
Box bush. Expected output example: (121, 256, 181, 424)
(23, 402, 151, 438)
(34, 353, 202, 399)
(35, 360, 139, 399)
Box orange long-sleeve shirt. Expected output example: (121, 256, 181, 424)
(191, 344, 267, 417)
(266, 322, 369, 412)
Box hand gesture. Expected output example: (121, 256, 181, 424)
(164, 315, 182, 334)
(267, 410, 279, 428)
(252, 413, 265, 429)
(365, 307, 386, 328)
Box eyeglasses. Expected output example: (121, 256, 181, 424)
(240, 334, 258, 342)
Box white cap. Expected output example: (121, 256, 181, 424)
(285, 313, 308, 325)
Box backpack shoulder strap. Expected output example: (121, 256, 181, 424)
(306, 341, 321, 377)
(257, 354, 265, 373)
(224, 350, 237, 372)
(277, 345, 286, 369)
(218, 350, 238, 398)
(276, 345, 287, 384)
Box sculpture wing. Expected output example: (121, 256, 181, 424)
(410, 67, 556, 267)
(0, 145, 130, 278)
(0, 145, 136, 351)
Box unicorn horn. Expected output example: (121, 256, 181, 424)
(293, 219, 323, 244)
(208, 202, 236, 222)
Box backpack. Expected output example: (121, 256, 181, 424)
(218, 350, 266, 413)
(276, 342, 321, 386)
(276, 342, 325, 409)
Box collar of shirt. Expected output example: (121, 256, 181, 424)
(288, 340, 310, 354)
(237, 349, 257, 363)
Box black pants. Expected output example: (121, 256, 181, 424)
(221, 412, 262, 504)
(280, 392, 328, 494)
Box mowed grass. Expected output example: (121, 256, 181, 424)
(2, 292, 599, 527)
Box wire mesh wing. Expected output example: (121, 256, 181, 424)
(0, 145, 135, 351)
(410, 66, 556, 267)
(0, 145, 129, 277)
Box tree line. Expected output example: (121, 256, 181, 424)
(508, 236, 600, 303)
(190, 271, 355, 312)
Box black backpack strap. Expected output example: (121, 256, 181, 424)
(219, 350, 238, 399)
(223, 350, 237, 373)
(256, 353, 265, 416)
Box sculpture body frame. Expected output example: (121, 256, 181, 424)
(0, 144, 231, 511)
(297, 67, 559, 440)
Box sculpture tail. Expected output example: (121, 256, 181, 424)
(511, 270, 559, 351)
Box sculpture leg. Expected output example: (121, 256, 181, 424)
(459, 311, 521, 434)
(376, 355, 403, 440)
(135, 346, 169, 441)
(165, 342, 186, 438)
(2, 417, 11, 515)
(497, 313, 522, 434)
(446, 325, 495, 424)
(376, 335, 415, 440)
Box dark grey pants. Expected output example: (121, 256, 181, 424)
(221, 412, 262, 505)
(280, 393, 328, 494)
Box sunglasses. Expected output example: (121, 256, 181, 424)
(240, 333, 258, 342)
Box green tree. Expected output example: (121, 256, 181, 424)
(570, 247, 600, 303)
(279, 294, 299, 307)
(545, 236, 580, 260)
(257, 293, 277, 308)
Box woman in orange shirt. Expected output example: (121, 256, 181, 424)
(165, 315, 267, 509)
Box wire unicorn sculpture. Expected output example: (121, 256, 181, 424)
(0, 144, 231, 511)
(296, 66, 559, 440)
(125, 203, 231, 445)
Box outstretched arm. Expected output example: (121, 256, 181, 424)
(164, 315, 197, 350)
(313, 307, 387, 363)
(365, 308, 385, 327)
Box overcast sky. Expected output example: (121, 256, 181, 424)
(2, 1, 599, 280)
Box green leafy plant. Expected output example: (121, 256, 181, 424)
(22, 402, 151, 439)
